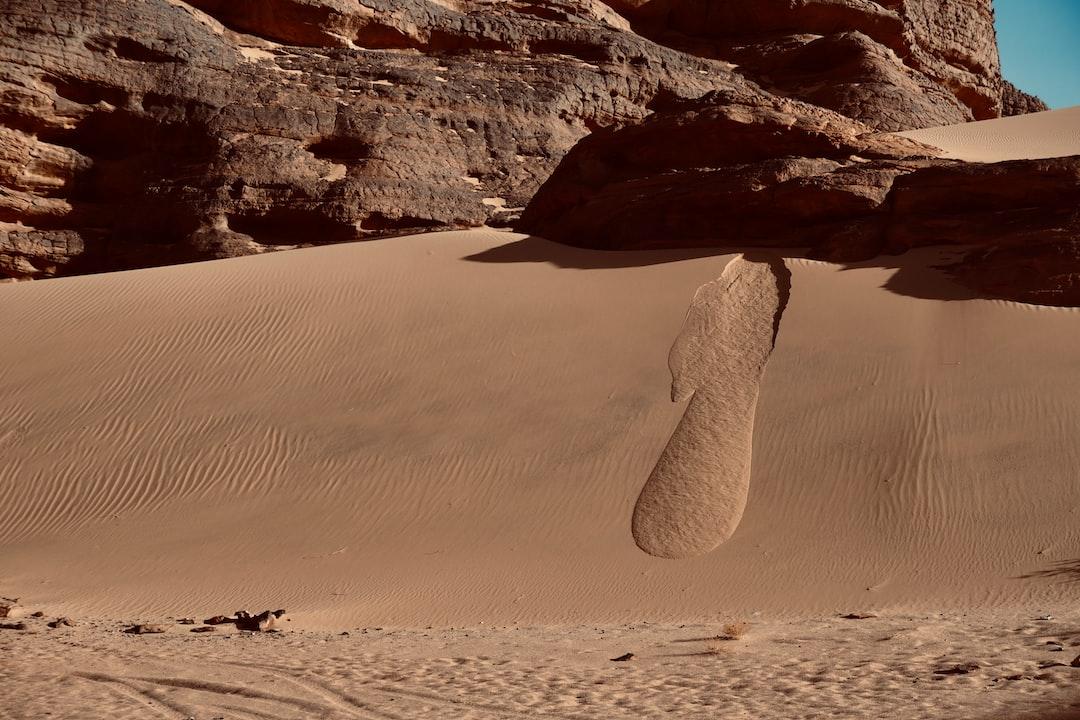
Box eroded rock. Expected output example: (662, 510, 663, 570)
(123, 624, 166, 634)
(519, 87, 1080, 305)
(599, 0, 1007, 131)
(1001, 80, 1050, 117)
(235, 609, 286, 631)
(0, 0, 741, 278)
(0, 598, 17, 618)
(519, 89, 938, 252)
(0, 0, 1045, 280)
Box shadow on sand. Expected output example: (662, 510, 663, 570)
(464, 235, 981, 303)
(1017, 559, 1080, 583)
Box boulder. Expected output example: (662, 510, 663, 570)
(518, 89, 1080, 305)
(518, 89, 937, 252)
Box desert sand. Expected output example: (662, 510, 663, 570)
(4, 227, 1080, 625)
(4, 109, 1080, 718)
(6, 612, 1080, 719)
(897, 104, 1080, 161)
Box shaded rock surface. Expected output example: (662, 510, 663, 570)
(519, 88, 940, 252)
(518, 84, 1080, 306)
(0, 0, 1046, 280)
(0, 0, 742, 278)
(1000, 80, 1050, 117)
(600, 0, 1004, 131)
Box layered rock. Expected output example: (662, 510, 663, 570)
(0, 0, 1053, 283)
(598, 0, 1004, 131)
(518, 87, 1080, 305)
(1001, 80, 1050, 117)
(0, 0, 742, 278)
(950, 220, 1080, 306)
(518, 89, 939, 252)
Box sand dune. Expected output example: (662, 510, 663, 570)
(3, 228, 1080, 629)
(896, 105, 1080, 161)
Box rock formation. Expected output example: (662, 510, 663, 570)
(600, 0, 1004, 131)
(0, 0, 1061, 296)
(518, 88, 941, 254)
(518, 84, 1080, 304)
(0, 0, 744, 278)
(1001, 80, 1050, 117)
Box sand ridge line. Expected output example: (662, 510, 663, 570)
(894, 105, 1080, 162)
(632, 253, 791, 559)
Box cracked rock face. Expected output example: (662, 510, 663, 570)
(0, 0, 742, 278)
(1000, 80, 1050, 117)
(0, 0, 1048, 282)
(599, 0, 1003, 130)
(518, 88, 1080, 306)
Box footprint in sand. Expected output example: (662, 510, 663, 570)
(632, 253, 791, 559)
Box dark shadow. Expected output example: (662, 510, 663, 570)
(837, 246, 981, 303)
(463, 235, 725, 269)
(744, 251, 792, 347)
(463, 235, 984, 304)
(1016, 559, 1080, 583)
(658, 651, 725, 658)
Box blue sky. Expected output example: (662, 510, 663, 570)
(995, 0, 1080, 108)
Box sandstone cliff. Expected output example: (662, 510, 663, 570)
(0, 0, 1062, 304)
(0, 0, 740, 277)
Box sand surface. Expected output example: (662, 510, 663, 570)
(3, 228, 1080, 629)
(6, 611, 1080, 719)
(896, 105, 1080, 161)
(6, 223, 1080, 717)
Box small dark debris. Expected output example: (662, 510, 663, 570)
(204, 615, 233, 625)
(191, 626, 215, 633)
(30, 611, 44, 618)
(933, 662, 980, 675)
(0, 621, 27, 630)
(1038, 661, 1067, 669)
(840, 613, 877, 620)
(177, 618, 196, 625)
(47, 617, 74, 629)
(234, 609, 286, 632)
(610, 653, 634, 662)
(998, 672, 1055, 682)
